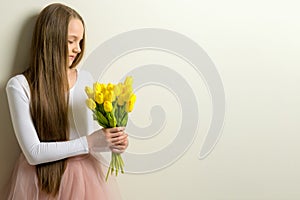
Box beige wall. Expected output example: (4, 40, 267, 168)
(1, 0, 300, 199)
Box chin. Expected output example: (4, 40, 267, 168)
(68, 61, 73, 67)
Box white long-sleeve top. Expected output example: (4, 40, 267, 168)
(6, 69, 102, 165)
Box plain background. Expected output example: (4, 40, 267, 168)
(0, 0, 300, 199)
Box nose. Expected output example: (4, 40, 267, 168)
(73, 44, 81, 53)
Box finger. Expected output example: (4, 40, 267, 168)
(111, 138, 128, 148)
(105, 131, 125, 140)
(110, 134, 128, 144)
(106, 127, 125, 133)
(111, 149, 123, 154)
(110, 131, 124, 138)
(111, 145, 126, 153)
(112, 140, 126, 146)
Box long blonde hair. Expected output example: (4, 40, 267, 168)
(24, 3, 85, 196)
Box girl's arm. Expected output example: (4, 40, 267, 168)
(6, 76, 89, 165)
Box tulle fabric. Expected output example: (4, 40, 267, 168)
(5, 153, 122, 200)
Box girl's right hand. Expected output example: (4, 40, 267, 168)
(87, 127, 128, 153)
(102, 127, 128, 153)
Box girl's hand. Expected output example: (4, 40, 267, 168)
(102, 127, 129, 153)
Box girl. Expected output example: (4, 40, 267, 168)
(6, 3, 128, 199)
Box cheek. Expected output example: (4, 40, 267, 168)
(68, 44, 72, 53)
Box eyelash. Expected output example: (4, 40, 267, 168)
(68, 40, 74, 44)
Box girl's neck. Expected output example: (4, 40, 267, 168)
(67, 67, 78, 90)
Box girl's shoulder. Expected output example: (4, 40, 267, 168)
(6, 74, 28, 89)
(6, 74, 30, 98)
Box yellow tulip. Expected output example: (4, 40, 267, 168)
(85, 86, 94, 98)
(117, 96, 125, 106)
(100, 84, 107, 92)
(125, 94, 136, 112)
(103, 91, 109, 102)
(107, 83, 114, 91)
(126, 84, 133, 92)
(124, 76, 133, 86)
(104, 101, 113, 112)
(86, 98, 96, 110)
(110, 91, 116, 102)
(123, 91, 132, 102)
(125, 100, 134, 112)
(94, 92, 104, 104)
(104, 90, 116, 102)
(114, 83, 122, 97)
(130, 93, 136, 103)
(93, 82, 101, 93)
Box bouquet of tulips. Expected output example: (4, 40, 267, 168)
(85, 76, 136, 181)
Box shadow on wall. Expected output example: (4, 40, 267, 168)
(0, 13, 38, 196)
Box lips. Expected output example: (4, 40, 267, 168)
(69, 55, 76, 60)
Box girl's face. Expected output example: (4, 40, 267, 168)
(67, 18, 84, 67)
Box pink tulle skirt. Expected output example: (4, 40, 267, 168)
(5, 154, 122, 200)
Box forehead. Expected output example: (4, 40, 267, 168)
(68, 18, 84, 38)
